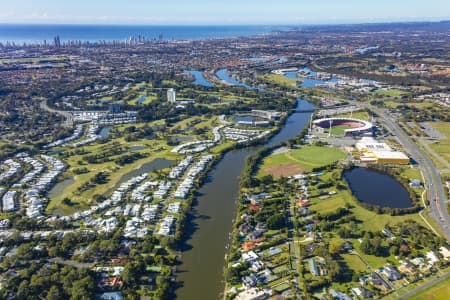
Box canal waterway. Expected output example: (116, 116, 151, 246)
(184, 70, 213, 87)
(283, 67, 339, 88)
(175, 99, 315, 299)
(216, 68, 255, 90)
(343, 167, 412, 208)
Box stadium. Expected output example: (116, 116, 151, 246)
(312, 117, 373, 136)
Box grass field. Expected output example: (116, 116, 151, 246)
(330, 125, 354, 135)
(309, 187, 429, 235)
(428, 122, 450, 164)
(258, 146, 346, 177)
(45, 134, 179, 214)
(384, 101, 436, 109)
(341, 253, 368, 273)
(373, 89, 411, 97)
(403, 276, 450, 300)
(334, 111, 371, 121)
(258, 74, 298, 88)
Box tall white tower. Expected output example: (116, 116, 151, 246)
(167, 88, 176, 103)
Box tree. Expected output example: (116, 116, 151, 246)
(46, 286, 62, 300)
(329, 243, 342, 256)
(17, 280, 32, 299)
(266, 214, 286, 230)
(70, 277, 95, 300)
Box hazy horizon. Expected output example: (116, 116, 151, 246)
(0, 0, 449, 25)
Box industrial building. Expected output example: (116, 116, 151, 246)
(356, 137, 409, 165)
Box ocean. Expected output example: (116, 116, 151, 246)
(0, 24, 287, 44)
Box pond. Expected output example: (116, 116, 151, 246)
(137, 95, 147, 104)
(48, 177, 75, 201)
(105, 158, 174, 195)
(98, 127, 112, 138)
(343, 167, 412, 208)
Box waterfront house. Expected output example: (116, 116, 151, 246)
(242, 274, 258, 288)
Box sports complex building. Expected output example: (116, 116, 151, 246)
(312, 117, 373, 136)
(312, 117, 409, 165)
(355, 137, 410, 165)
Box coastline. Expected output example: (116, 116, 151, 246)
(0, 24, 289, 45)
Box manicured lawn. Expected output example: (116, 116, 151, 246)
(309, 194, 346, 214)
(373, 89, 411, 97)
(330, 125, 354, 135)
(273, 282, 291, 293)
(259, 74, 298, 88)
(258, 146, 346, 177)
(334, 111, 371, 121)
(288, 146, 347, 168)
(348, 188, 427, 231)
(400, 167, 422, 181)
(46, 140, 177, 214)
(341, 253, 368, 273)
(403, 276, 450, 300)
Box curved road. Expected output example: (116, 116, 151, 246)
(40, 100, 73, 128)
(364, 103, 450, 240)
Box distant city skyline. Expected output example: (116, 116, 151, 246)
(0, 0, 449, 25)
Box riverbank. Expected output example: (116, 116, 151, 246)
(175, 99, 315, 299)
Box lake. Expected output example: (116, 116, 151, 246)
(343, 167, 412, 208)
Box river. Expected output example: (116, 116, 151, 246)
(175, 99, 315, 299)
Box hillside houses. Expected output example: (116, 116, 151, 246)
(2, 191, 17, 212)
(18, 155, 45, 184)
(44, 124, 84, 148)
(171, 126, 223, 154)
(174, 155, 213, 199)
(222, 127, 270, 143)
(0, 159, 21, 182)
(169, 156, 193, 179)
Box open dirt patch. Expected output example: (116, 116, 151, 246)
(263, 163, 305, 177)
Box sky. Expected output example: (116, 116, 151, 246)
(0, 0, 449, 25)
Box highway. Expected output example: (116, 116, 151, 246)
(363, 103, 450, 240)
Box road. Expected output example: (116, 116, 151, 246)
(362, 103, 450, 240)
(417, 138, 450, 169)
(287, 194, 302, 295)
(398, 270, 450, 299)
(40, 99, 74, 128)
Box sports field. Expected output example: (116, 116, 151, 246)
(258, 145, 346, 177)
